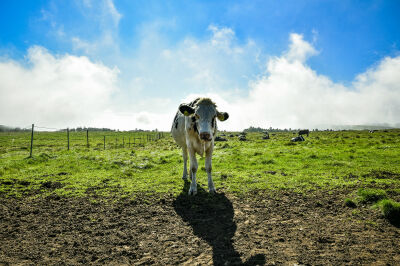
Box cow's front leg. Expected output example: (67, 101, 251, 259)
(182, 147, 188, 180)
(188, 149, 198, 195)
(205, 149, 215, 193)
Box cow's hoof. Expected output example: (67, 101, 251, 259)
(188, 187, 197, 195)
(209, 187, 216, 194)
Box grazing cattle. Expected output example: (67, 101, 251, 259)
(215, 136, 227, 141)
(238, 135, 247, 141)
(171, 98, 229, 195)
(298, 129, 310, 136)
(262, 135, 270, 140)
(291, 135, 305, 142)
(263, 131, 270, 139)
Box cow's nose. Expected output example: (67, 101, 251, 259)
(200, 132, 211, 141)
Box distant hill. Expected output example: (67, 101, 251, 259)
(243, 124, 399, 132)
(0, 125, 29, 132)
(330, 124, 397, 130)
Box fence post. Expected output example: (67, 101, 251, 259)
(29, 124, 34, 157)
(123, 136, 125, 148)
(104, 136, 106, 150)
(86, 129, 89, 148)
(129, 137, 130, 147)
(115, 138, 117, 148)
(67, 128, 70, 151)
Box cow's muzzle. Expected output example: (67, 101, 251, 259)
(199, 132, 212, 141)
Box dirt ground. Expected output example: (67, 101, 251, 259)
(1, 184, 399, 265)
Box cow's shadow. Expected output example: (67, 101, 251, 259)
(173, 180, 265, 265)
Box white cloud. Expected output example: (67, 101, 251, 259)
(95, 111, 171, 131)
(79, 0, 121, 27)
(0, 46, 175, 131)
(122, 24, 263, 101)
(173, 32, 400, 131)
(1, 28, 399, 131)
(208, 25, 236, 50)
(0, 46, 119, 128)
(70, 0, 121, 56)
(104, 0, 122, 27)
(218, 34, 400, 130)
(285, 33, 318, 63)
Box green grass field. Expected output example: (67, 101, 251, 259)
(1, 129, 399, 198)
(2, 129, 400, 264)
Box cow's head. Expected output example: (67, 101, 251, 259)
(179, 98, 229, 141)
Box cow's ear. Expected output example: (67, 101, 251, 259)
(217, 111, 229, 121)
(179, 104, 195, 116)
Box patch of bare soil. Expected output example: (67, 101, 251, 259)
(1, 184, 399, 265)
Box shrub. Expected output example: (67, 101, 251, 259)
(379, 199, 400, 225)
(357, 188, 387, 203)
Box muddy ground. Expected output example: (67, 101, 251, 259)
(1, 184, 399, 265)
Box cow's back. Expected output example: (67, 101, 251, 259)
(171, 111, 187, 148)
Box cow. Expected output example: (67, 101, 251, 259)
(171, 98, 229, 195)
(298, 129, 310, 137)
(291, 135, 305, 142)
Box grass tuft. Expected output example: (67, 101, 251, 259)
(261, 159, 275, 164)
(284, 142, 296, 146)
(344, 198, 357, 208)
(378, 199, 400, 226)
(357, 188, 387, 203)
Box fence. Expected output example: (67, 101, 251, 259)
(0, 124, 166, 157)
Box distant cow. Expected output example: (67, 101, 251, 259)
(171, 98, 229, 195)
(298, 129, 309, 136)
(291, 135, 305, 142)
(238, 135, 247, 141)
(215, 136, 227, 141)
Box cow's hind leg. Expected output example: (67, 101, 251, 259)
(182, 147, 188, 180)
(188, 149, 198, 195)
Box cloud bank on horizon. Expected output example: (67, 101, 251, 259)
(1, 1, 400, 131)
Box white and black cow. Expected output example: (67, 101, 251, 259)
(171, 98, 229, 195)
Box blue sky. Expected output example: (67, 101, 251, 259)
(1, 0, 400, 130)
